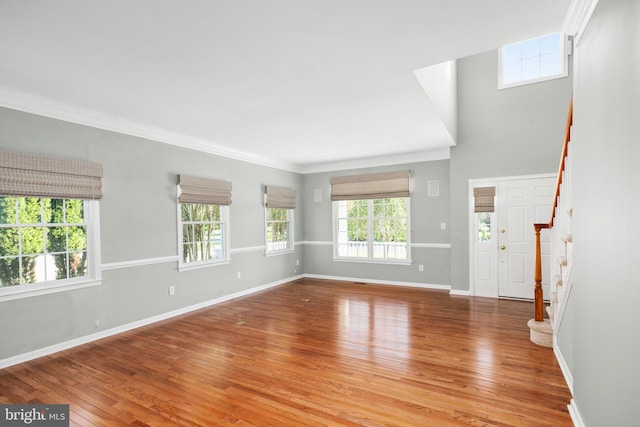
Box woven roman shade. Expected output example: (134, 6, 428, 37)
(330, 170, 410, 201)
(178, 175, 232, 205)
(265, 185, 296, 209)
(0, 150, 103, 200)
(473, 187, 496, 213)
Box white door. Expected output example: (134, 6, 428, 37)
(497, 177, 554, 299)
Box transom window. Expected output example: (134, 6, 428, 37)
(265, 207, 293, 254)
(334, 197, 410, 263)
(499, 32, 568, 89)
(0, 196, 97, 290)
(179, 203, 229, 268)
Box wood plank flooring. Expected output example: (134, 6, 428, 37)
(0, 278, 573, 426)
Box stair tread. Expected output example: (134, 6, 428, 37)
(527, 318, 552, 334)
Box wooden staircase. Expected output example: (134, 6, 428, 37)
(529, 98, 573, 348)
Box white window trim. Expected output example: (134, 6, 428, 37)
(0, 200, 102, 302)
(498, 32, 569, 90)
(264, 204, 295, 257)
(332, 198, 412, 265)
(176, 186, 231, 272)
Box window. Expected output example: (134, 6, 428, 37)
(264, 185, 296, 255)
(477, 212, 492, 242)
(473, 186, 495, 243)
(334, 197, 410, 263)
(265, 207, 293, 254)
(177, 175, 231, 270)
(499, 32, 568, 89)
(0, 150, 102, 300)
(180, 203, 228, 266)
(0, 197, 97, 289)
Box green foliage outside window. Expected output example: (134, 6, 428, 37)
(0, 197, 87, 287)
(346, 198, 407, 243)
(337, 197, 409, 260)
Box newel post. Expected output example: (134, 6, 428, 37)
(533, 224, 547, 322)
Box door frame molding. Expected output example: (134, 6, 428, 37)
(468, 173, 555, 297)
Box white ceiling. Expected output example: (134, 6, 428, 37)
(0, 1, 570, 173)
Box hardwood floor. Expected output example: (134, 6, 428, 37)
(0, 278, 573, 426)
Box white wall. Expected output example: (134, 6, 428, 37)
(562, 0, 640, 425)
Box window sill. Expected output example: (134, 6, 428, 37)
(0, 278, 102, 302)
(178, 259, 231, 272)
(333, 257, 412, 266)
(498, 72, 569, 90)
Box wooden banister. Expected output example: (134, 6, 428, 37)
(533, 97, 573, 322)
(549, 98, 573, 228)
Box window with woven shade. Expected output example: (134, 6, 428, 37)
(331, 171, 411, 263)
(264, 185, 295, 254)
(177, 175, 232, 270)
(0, 150, 103, 300)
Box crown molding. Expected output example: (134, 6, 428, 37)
(562, 0, 600, 45)
(0, 86, 301, 173)
(0, 86, 452, 175)
(298, 146, 451, 174)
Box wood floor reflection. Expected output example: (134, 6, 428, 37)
(0, 278, 573, 426)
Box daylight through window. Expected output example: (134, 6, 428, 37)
(334, 198, 410, 262)
(0, 197, 90, 287)
(266, 207, 293, 253)
(500, 32, 567, 88)
(180, 203, 227, 265)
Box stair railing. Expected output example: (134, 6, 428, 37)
(533, 98, 573, 322)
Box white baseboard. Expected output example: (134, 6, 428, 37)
(0, 275, 303, 369)
(568, 399, 585, 427)
(449, 289, 471, 296)
(302, 273, 450, 291)
(553, 338, 574, 395)
(554, 338, 583, 427)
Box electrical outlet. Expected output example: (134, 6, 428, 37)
(237, 272, 241, 279)
(419, 265, 424, 272)
(168, 285, 175, 296)
(440, 223, 446, 230)
(296, 259, 299, 266)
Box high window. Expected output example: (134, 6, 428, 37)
(177, 175, 231, 270)
(0, 150, 102, 300)
(264, 185, 295, 255)
(499, 32, 568, 89)
(331, 171, 411, 264)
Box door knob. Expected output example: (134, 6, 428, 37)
(500, 229, 506, 233)
(500, 245, 506, 250)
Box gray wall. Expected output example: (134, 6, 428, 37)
(302, 160, 451, 286)
(563, 0, 640, 424)
(0, 107, 303, 359)
(450, 49, 573, 291)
